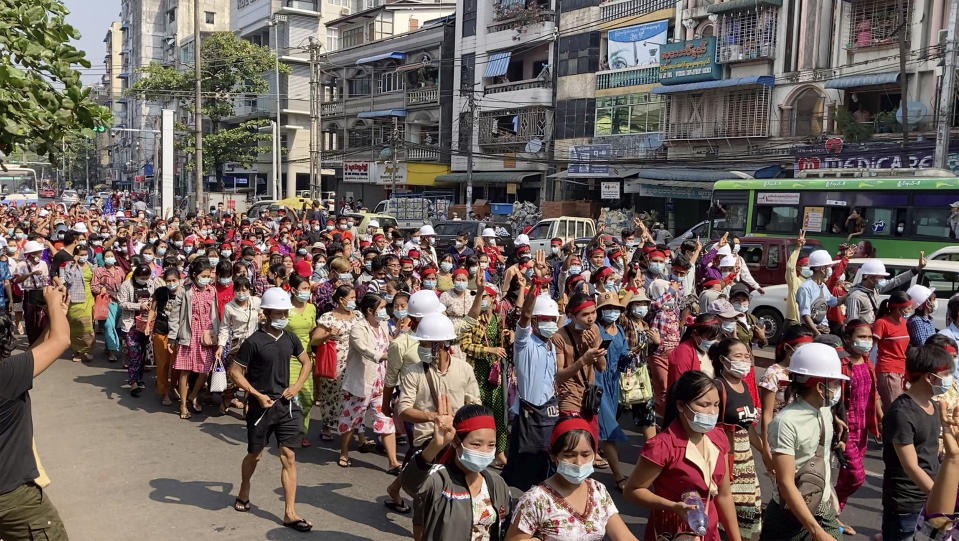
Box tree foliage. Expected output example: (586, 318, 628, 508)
(0, 0, 112, 162)
(130, 32, 290, 179)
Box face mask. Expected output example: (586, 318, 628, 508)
(722, 356, 751, 379)
(601, 309, 620, 323)
(376, 307, 389, 320)
(184, 247, 193, 255)
(568, 265, 581, 275)
(143, 254, 155, 263)
(902, 309, 915, 318)
(454, 281, 468, 292)
(733, 244, 741, 254)
(551, 246, 559, 256)
(423, 280, 437, 289)
(105, 257, 116, 265)
(298, 249, 308, 255)
(820, 384, 841, 407)
(480, 262, 489, 270)
(851, 338, 873, 353)
(384, 293, 395, 303)
(649, 262, 665, 275)
(157, 248, 167, 256)
(825, 267, 833, 279)
(632, 305, 649, 317)
(339, 224, 348, 230)
(455, 241, 465, 249)
(605, 280, 616, 291)
(876, 278, 888, 289)
(394, 308, 408, 320)
(557, 460, 594, 485)
(456, 445, 495, 472)
(5, 247, 14, 254)
(345, 300, 356, 311)
(16, 233, 26, 240)
(722, 321, 737, 333)
(234, 292, 249, 302)
(148, 237, 158, 244)
(347, 221, 355, 227)
(364, 261, 373, 272)
(411, 236, 420, 244)
(440, 262, 453, 272)
(195, 276, 212, 287)
(77, 256, 88, 264)
(208, 257, 219, 267)
(931, 374, 954, 396)
(800, 267, 813, 278)
(339, 273, 353, 283)
(271, 317, 289, 330)
(467, 266, 477, 275)
(428, 237, 436, 246)
(487, 238, 496, 246)
(296, 291, 311, 302)
(686, 407, 718, 433)
(732, 302, 748, 313)
(134, 278, 148, 287)
(167, 281, 179, 290)
(218, 277, 232, 286)
(221, 250, 232, 258)
(417, 345, 434, 363)
(931, 299, 940, 313)
(897, 226, 905, 233)
(537, 320, 558, 339)
(481, 300, 489, 311)
(697, 338, 717, 352)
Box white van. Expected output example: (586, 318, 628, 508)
(526, 217, 596, 254)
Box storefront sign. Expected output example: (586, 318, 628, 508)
(803, 206, 825, 233)
(658, 37, 721, 85)
(374, 162, 407, 185)
(794, 141, 959, 175)
(757, 192, 800, 205)
(343, 162, 372, 184)
(607, 20, 668, 70)
(568, 145, 611, 177)
(601, 181, 620, 199)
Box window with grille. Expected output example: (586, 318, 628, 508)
(462, 0, 477, 37)
(477, 106, 552, 146)
(348, 128, 370, 149)
(594, 93, 663, 136)
(460, 53, 475, 94)
(379, 71, 403, 94)
(847, 0, 910, 48)
(205, 11, 215, 24)
(347, 77, 370, 97)
(327, 27, 340, 51)
(342, 26, 364, 48)
(556, 98, 595, 139)
(723, 87, 770, 137)
(716, 7, 778, 63)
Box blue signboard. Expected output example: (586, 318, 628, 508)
(223, 176, 249, 188)
(568, 144, 611, 177)
(658, 37, 721, 85)
(142, 163, 154, 177)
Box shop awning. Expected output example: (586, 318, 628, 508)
(483, 52, 512, 78)
(549, 166, 642, 179)
(356, 51, 406, 65)
(434, 171, 540, 184)
(652, 75, 775, 94)
(706, 0, 782, 13)
(823, 71, 900, 89)
(624, 165, 782, 200)
(357, 109, 407, 118)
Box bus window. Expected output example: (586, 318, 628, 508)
(912, 193, 959, 239)
(863, 207, 908, 237)
(754, 206, 800, 234)
(799, 192, 851, 235)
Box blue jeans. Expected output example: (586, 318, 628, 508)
(882, 509, 920, 541)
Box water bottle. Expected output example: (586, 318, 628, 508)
(682, 492, 707, 536)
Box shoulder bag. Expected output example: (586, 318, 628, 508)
(565, 327, 603, 418)
(791, 415, 827, 516)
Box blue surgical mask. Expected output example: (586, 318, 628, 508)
(440, 262, 453, 272)
(338, 273, 353, 282)
(469, 266, 478, 275)
(876, 278, 889, 289)
(632, 305, 649, 317)
(458, 447, 495, 472)
(364, 261, 373, 272)
(557, 460, 594, 485)
(167, 281, 179, 290)
(298, 249, 308, 255)
(686, 408, 718, 433)
(423, 280, 437, 289)
(820, 384, 841, 407)
(732, 302, 748, 313)
(417, 345, 434, 363)
(218, 277, 232, 286)
(537, 320, 558, 339)
(601, 309, 620, 323)
(454, 281, 468, 292)
(853, 339, 873, 353)
(296, 291, 311, 302)
(184, 246, 193, 254)
(605, 280, 616, 291)
(384, 294, 395, 303)
(481, 300, 489, 311)
(157, 248, 167, 256)
(195, 277, 212, 287)
(77, 256, 88, 264)
(143, 254, 155, 263)
(394, 308, 408, 320)
(271, 317, 289, 329)
(722, 321, 736, 333)
(931, 374, 954, 396)
(221, 250, 231, 257)
(208, 257, 219, 267)
(376, 307, 389, 320)
(649, 262, 665, 275)
(345, 300, 356, 311)
(568, 265, 582, 275)
(800, 267, 813, 278)
(697, 338, 717, 352)
(235, 292, 250, 302)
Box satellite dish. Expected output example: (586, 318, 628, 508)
(896, 102, 928, 126)
(525, 138, 543, 153)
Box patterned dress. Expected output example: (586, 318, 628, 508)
(835, 361, 870, 509)
(288, 302, 317, 436)
(173, 285, 217, 374)
(513, 479, 619, 541)
(315, 309, 362, 429)
(460, 313, 508, 453)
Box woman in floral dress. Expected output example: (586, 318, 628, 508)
(311, 284, 360, 441)
(170, 258, 219, 419)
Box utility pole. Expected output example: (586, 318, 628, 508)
(899, 0, 909, 148)
(465, 92, 477, 217)
(936, 0, 959, 168)
(308, 36, 322, 200)
(194, 0, 204, 211)
(271, 14, 287, 198)
(391, 115, 399, 197)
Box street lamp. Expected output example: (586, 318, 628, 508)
(269, 14, 287, 199)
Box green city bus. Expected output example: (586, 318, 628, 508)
(708, 176, 959, 257)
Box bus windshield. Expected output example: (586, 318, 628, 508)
(0, 168, 40, 206)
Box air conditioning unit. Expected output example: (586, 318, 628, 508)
(340, 8, 350, 15)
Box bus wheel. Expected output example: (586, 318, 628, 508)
(753, 307, 783, 345)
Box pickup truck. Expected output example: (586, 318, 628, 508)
(432, 220, 514, 261)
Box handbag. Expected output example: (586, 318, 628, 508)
(792, 416, 828, 516)
(209, 358, 228, 393)
(619, 361, 653, 406)
(488, 359, 502, 386)
(201, 329, 217, 347)
(314, 339, 338, 379)
(134, 313, 153, 335)
(564, 328, 603, 418)
(93, 291, 110, 321)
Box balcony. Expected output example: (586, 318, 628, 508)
(487, 10, 554, 33)
(662, 121, 769, 140)
(596, 66, 659, 90)
(407, 146, 441, 161)
(406, 88, 438, 106)
(485, 77, 550, 95)
(322, 101, 343, 116)
(478, 106, 552, 150)
(600, 0, 674, 22)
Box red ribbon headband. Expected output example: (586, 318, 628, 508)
(455, 415, 496, 434)
(569, 300, 595, 314)
(550, 418, 597, 450)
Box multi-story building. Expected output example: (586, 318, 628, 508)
(320, 15, 456, 203)
(449, 0, 557, 204)
(101, 21, 124, 184)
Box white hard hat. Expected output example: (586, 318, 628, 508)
(516, 234, 530, 246)
(719, 255, 737, 268)
(907, 284, 935, 307)
(22, 240, 44, 254)
(369, 220, 379, 228)
(260, 287, 294, 310)
(73, 222, 88, 233)
(807, 249, 838, 267)
(408, 289, 446, 317)
(38, 209, 49, 217)
(419, 224, 435, 236)
(482, 227, 496, 238)
(859, 259, 889, 277)
(716, 244, 732, 256)
(788, 343, 849, 380)
(532, 294, 560, 317)
(411, 313, 457, 341)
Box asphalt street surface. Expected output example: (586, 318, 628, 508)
(28, 337, 886, 540)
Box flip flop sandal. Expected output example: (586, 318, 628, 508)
(190, 400, 203, 414)
(130, 386, 143, 397)
(386, 465, 403, 476)
(234, 498, 251, 512)
(283, 519, 312, 532)
(384, 500, 411, 514)
(179, 411, 192, 420)
(337, 457, 352, 468)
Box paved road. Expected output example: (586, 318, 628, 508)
(28, 338, 886, 540)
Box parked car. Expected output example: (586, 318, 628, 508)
(40, 187, 56, 198)
(431, 220, 514, 260)
(736, 237, 822, 287)
(929, 246, 959, 262)
(667, 219, 726, 251)
(748, 258, 959, 343)
(526, 217, 596, 255)
(61, 189, 79, 204)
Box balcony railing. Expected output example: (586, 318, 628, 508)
(487, 10, 554, 33)
(662, 121, 769, 140)
(600, 0, 673, 22)
(478, 106, 552, 148)
(407, 146, 441, 161)
(322, 101, 343, 115)
(716, 43, 775, 64)
(485, 77, 550, 95)
(595, 66, 659, 90)
(406, 88, 438, 105)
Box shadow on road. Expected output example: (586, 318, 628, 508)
(148, 478, 236, 511)
(266, 529, 379, 540)
(284, 482, 413, 539)
(73, 369, 174, 415)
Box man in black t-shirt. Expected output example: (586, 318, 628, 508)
(228, 287, 313, 533)
(881, 343, 952, 540)
(0, 285, 71, 541)
(50, 231, 79, 272)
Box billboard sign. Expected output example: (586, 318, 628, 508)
(659, 37, 721, 85)
(567, 144, 611, 177)
(607, 20, 669, 70)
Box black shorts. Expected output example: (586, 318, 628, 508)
(246, 399, 303, 453)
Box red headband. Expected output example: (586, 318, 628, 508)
(642, 245, 656, 254)
(944, 345, 958, 355)
(589, 248, 604, 256)
(592, 267, 613, 281)
(455, 415, 496, 434)
(786, 335, 814, 347)
(702, 278, 720, 287)
(889, 299, 912, 307)
(452, 267, 468, 278)
(421, 267, 437, 276)
(569, 300, 595, 314)
(400, 257, 413, 264)
(649, 251, 665, 260)
(550, 418, 597, 450)
(484, 286, 497, 297)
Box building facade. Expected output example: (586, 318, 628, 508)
(101, 21, 124, 184)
